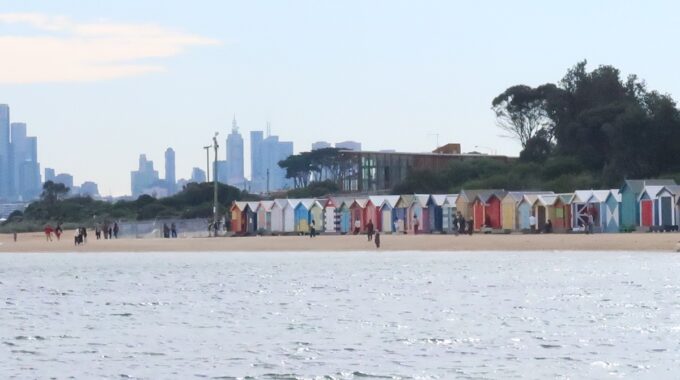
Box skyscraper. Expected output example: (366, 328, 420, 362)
(250, 127, 294, 193)
(130, 154, 159, 197)
(44, 168, 56, 182)
(0, 104, 10, 198)
(226, 115, 245, 188)
(191, 167, 206, 183)
(250, 130, 264, 188)
(165, 147, 176, 195)
(7, 121, 41, 200)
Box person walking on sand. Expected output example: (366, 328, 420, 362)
(113, 222, 119, 239)
(458, 213, 466, 235)
(393, 218, 399, 234)
(44, 225, 53, 241)
(55, 223, 63, 240)
(375, 231, 381, 249)
(452, 213, 460, 236)
(310, 219, 316, 238)
(170, 223, 177, 238)
(354, 218, 361, 235)
(367, 219, 374, 241)
(413, 215, 419, 235)
(467, 217, 474, 236)
(529, 214, 537, 234)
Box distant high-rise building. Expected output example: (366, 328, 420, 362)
(312, 141, 332, 151)
(0, 106, 43, 201)
(336, 141, 361, 151)
(191, 167, 206, 183)
(130, 154, 159, 197)
(250, 130, 264, 186)
(164, 147, 176, 195)
(54, 173, 74, 189)
(214, 160, 228, 184)
(44, 168, 56, 182)
(226, 116, 245, 188)
(250, 126, 294, 193)
(0, 104, 10, 198)
(79, 181, 100, 197)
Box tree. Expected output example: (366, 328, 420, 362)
(40, 181, 69, 204)
(492, 85, 553, 148)
(520, 129, 553, 163)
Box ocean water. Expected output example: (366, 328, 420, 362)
(1, 251, 679, 379)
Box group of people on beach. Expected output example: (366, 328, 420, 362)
(42, 222, 119, 243)
(163, 223, 178, 238)
(94, 222, 119, 240)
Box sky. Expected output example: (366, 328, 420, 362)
(2, 1, 680, 196)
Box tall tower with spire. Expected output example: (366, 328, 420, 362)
(226, 115, 245, 188)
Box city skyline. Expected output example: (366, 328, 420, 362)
(3, 2, 680, 195)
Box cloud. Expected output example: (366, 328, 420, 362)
(0, 13, 219, 84)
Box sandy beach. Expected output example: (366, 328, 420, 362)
(0, 230, 679, 252)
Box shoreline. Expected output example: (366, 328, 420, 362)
(1, 230, 679, 253)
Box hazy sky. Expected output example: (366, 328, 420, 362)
(2, 1, 680, 196)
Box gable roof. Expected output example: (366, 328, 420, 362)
(459, 189, 506, 203)
(232, 201, 248, 211)
(381, 195, 401, 208)
(621, 179, 677, 193)
(351, 198, 369, 208)
(368, 195, 387, 208)
(663, 185, 680, 196)
(444, 194, 458, 206)
(536, 194, 558, 206)
(296, 199, 316, 210)
(588, 190, 612, 203)
(605, 191, 622, 203)
(557, 193, 574, 204)
(638, 185, 666, 201)
(521, 194, 541, 206)
(396, 194, 415, 208)
(572, 190, 593, 203)
(414, 194, 430, 207)
(257, 201, 274, 211)
(429, 194, 448, 206)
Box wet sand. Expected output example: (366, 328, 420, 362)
(0, 231, 679, 252)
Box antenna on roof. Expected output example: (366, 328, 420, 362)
(266, 121, 271, 137)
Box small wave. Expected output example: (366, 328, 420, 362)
(540, 344, 561, 349)
(352, 372, 393, 379)
(12, 349, 39, 355)
(110, 313, 133, 317)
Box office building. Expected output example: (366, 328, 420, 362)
(312, 141, 332, 151)
(53, 173, 74, 189)
(226, 116, 245, 188)
(0, 105, 10, 198)
(164, 147, 176, 195)
(335, 141, 362, 151)
(191, 167, 206, 183)
(130, 154, 159, 197)
(250, 128, 294, 193)
(44, 168, 56, 182)
(79, 181, 100, 197)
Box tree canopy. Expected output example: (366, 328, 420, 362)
(492, 60, 680, 182)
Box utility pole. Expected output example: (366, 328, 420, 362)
(266, 168, 270, 195)
(212, 132, 220, 236)
(203, 145, 211, 182)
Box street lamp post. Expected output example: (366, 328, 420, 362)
(212, 132, 220, 236)
(203, 145, 211, 182)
